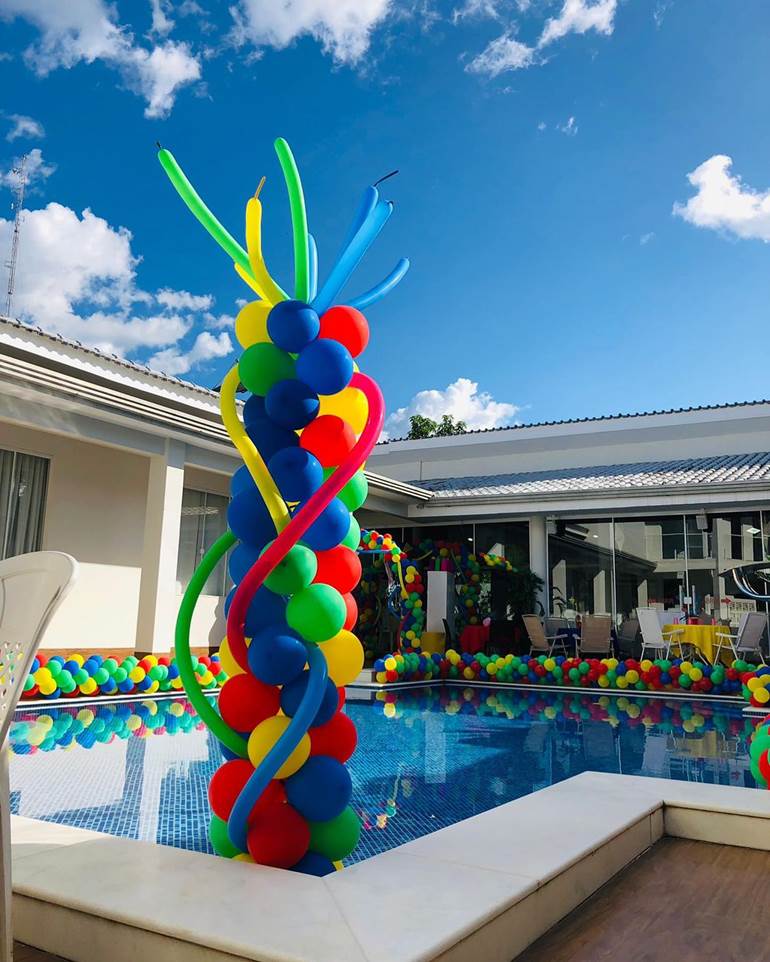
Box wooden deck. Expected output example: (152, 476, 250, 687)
(515, 837, 770, 962)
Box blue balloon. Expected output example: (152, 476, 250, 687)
(248, 626, 307, 685)
(265, 379, 319, 430)
(246, 418, 298, 462)
(285, 756, 352, 823)
(243, 395, 266, 427)
(231, 464, 256, 497)
(280, 670, 338, 726)
(290, 851, 336, 877)
(267, 300, 320, 353)
(268, 448, 323, 503)
(228, 544, 260, 584)
(228, 491, 274, 549)
(295, 339, 353, 396)
(301, 497, 349, 551)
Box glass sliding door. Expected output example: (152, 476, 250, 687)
(613, 515, 687, 623)
(711, 511, 765, 626)
(474, 521, 529, 566)
(548, 519, 613, 618)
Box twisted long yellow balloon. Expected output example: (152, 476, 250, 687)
(245, 195, 286, 306)
(219, 365, 289, 533)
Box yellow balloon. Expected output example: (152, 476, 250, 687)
(321, 630, 364, 686)
(318, 386, 368, 435)
(234, 853, 255, 862)
(70, 653, 85, 667)
(217, 636, 243, 678)
(755, 687, 770, 704)
(235, 301, 271, 348)
(248, 716, 309, 778)
(80, 678, 97, 695)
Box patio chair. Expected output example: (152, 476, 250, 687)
(714, 611, 767, 666)
(578, 614, 613, 658)
(616, 617, 641, 660)
(0, 551, 78, 962)
(523, 615, 568, 658)
(637, 606, 684, 661)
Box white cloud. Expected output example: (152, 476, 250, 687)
(229, 0, 393, 64)
(452, 0, 501, 23)
(149, 0, 174, 36)
(6, 113, 45, 141)
(466, 0, 617, 78)
(149, 330, 233, 375)
(0, 0, 201, 118)
(557, 115, 578, 136)
(537, 120, 547, 131)
(673, 155, 770, 243)
(639, 231, 655, 245)
(384, 377, 520, 438)
(539, 0, 617, 47)
(0, 201, 223, 367)
(0, 147, 55, 189)
(156, 289, 213, 311)
(466, 34, 536, 76)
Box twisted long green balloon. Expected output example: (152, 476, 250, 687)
(158, 148, 253, 279)
(274, 138, 310, 302)
(174, 528, 248, 758)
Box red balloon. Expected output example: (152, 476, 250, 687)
(247, 804, 309, 868)
(309, 711, 357, 762)
(218, 674, 280, 732)
(300, 415, 355, 468)
(313, 546, 362, 594)
(342, 592, 358, 630)
(758, 750, 770, 784)
(319, 305, 369, 357)
(208, 760, 286, 821)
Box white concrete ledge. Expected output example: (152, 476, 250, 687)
(11, 774, 770, 962)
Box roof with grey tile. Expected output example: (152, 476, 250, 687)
(414, 452, 770, 500)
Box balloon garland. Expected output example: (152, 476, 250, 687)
(357, 529, 425, 652)
(20, 652, 223, 700)
(162, 138, 408, 873)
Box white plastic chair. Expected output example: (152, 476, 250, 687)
(714, 612, 767, 666)
(637, 606, 684, 661)
(0, 551, 78, 962)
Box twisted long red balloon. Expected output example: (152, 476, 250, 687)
(226, 372, 385, 670)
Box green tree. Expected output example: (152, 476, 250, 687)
(407, 414, 467, 439)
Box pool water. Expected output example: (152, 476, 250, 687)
(9, 687, 758, 863)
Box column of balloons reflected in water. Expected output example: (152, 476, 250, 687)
(162, 138, 409, 874)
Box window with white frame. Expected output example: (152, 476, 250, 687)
(176, 488, 230, 596)
(0, 449, 49, 560)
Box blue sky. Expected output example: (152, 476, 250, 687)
(1, 0, 769, 437)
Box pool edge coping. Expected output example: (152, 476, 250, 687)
(11, 774, 770, 962)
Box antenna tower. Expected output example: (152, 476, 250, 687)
(4, 153, 28, 318)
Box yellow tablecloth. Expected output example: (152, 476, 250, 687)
(662, 624, 730, 664)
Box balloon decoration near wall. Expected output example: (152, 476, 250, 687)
(162, 139, 408, 874)
(749, 714, 770, 788)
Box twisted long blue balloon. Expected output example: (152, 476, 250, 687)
(349, 257, 410, 310)
(227, 643, 328, 852)
(313, 200, 394, 315)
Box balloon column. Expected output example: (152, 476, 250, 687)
(162, 138, 408, 874)
(749, 714, 770, 788)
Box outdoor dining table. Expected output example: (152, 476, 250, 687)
(662, 623, 729, 664)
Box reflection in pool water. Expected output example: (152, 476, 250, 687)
(9, 687, 757, 863)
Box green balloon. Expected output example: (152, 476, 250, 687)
(149, 665, 163, 681)
(48, 660, 62, 678)
(209, 815, 242, 858)
(239, 343, 295, 396)
(309, 807, 361, 862)
(94, 667, 110, 685)
(113, 667, 128, 683)
(263, 543, 317, 596)
(74, 668, 89, 685)
(103, 658, 118, 674)
(287, 583, 345, 642)
(341, 514, 361, 550)
(338, 472, 368, 512)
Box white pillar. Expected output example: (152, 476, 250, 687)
(529, 516, 548, 614)
(135, 440, 185, 653)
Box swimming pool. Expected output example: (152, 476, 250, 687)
(9, 687, 757, 863)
